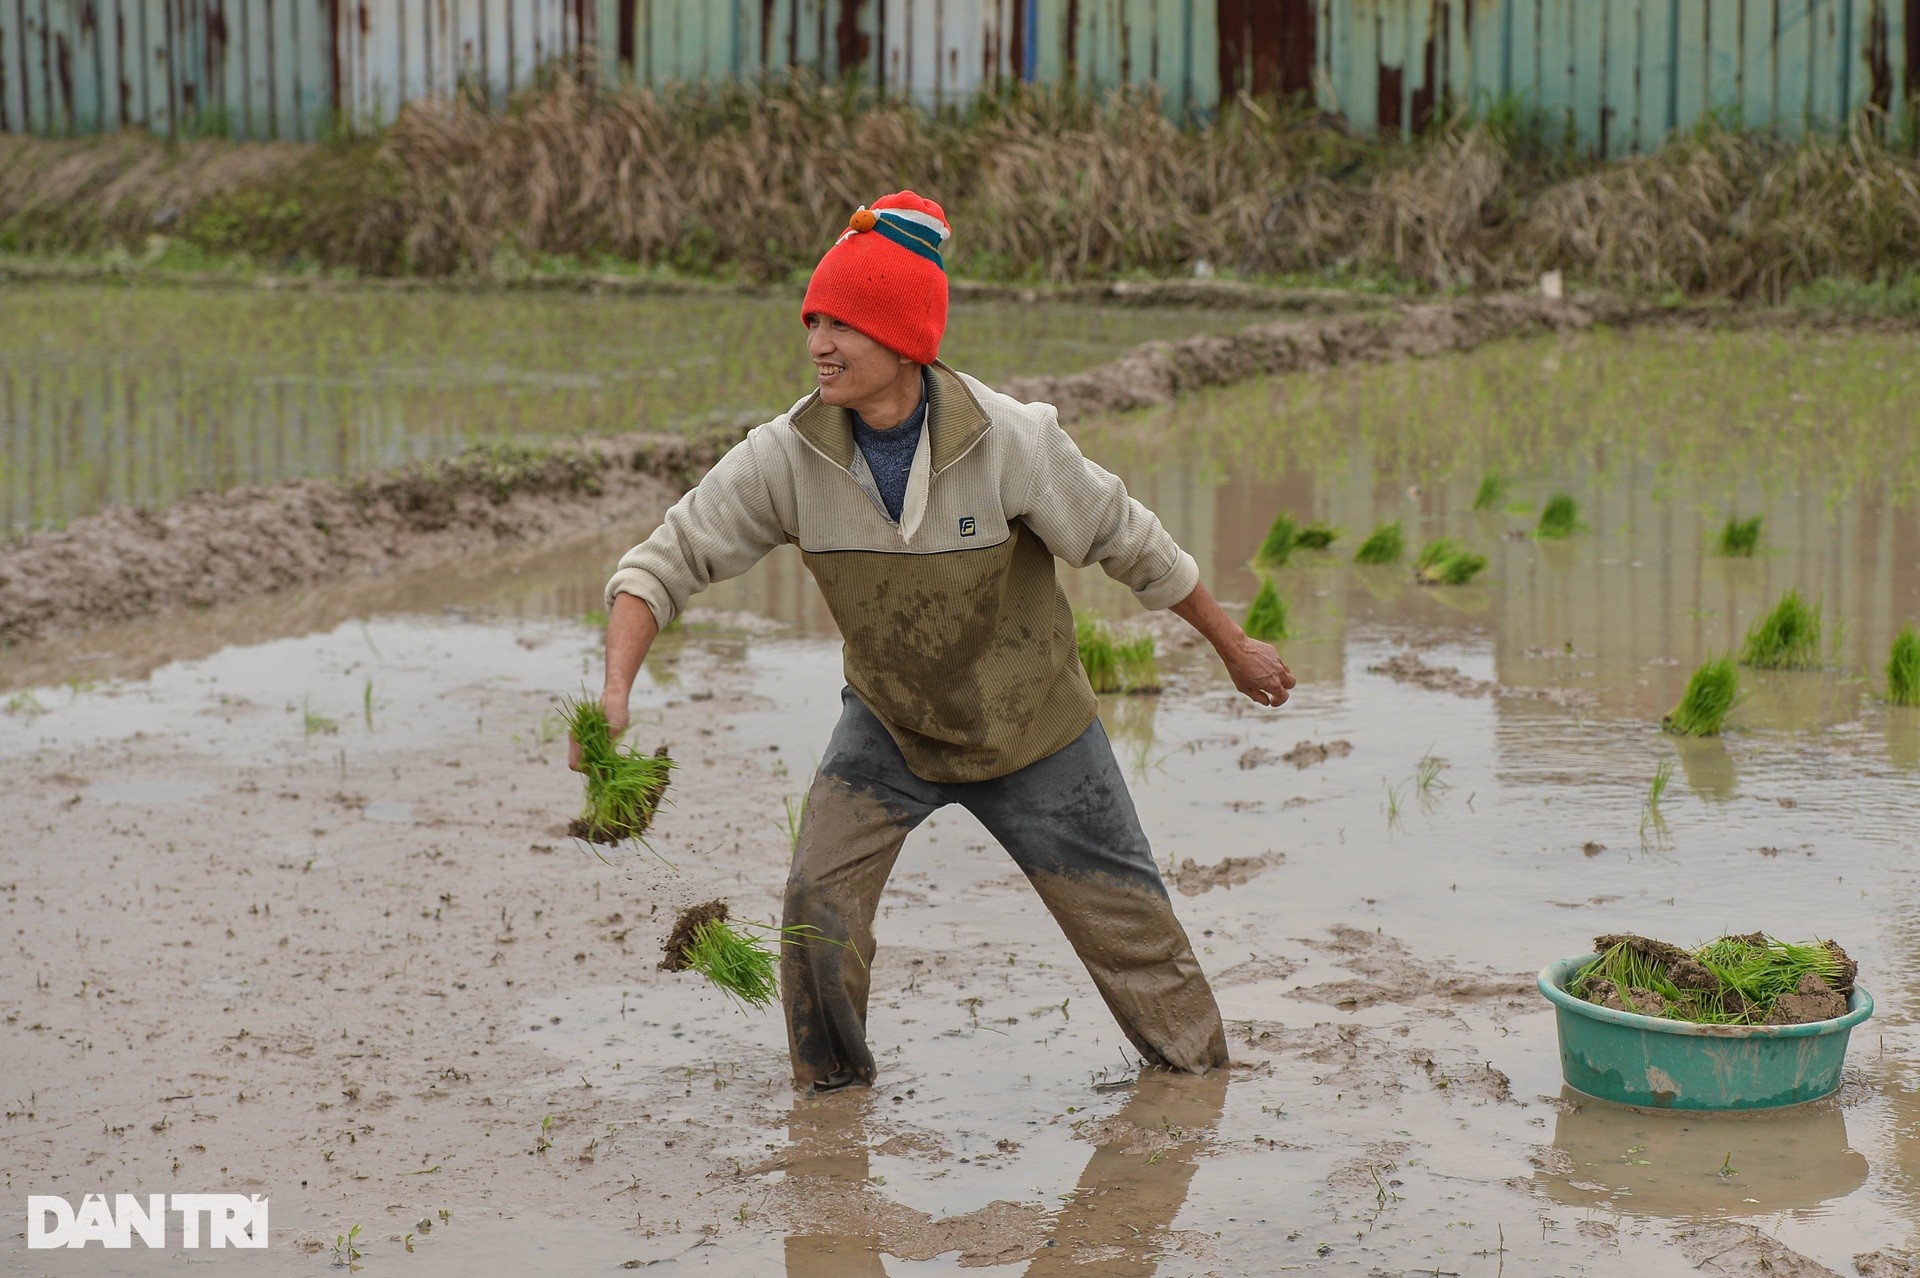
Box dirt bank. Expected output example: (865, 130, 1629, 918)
(0, 433, 726, 650)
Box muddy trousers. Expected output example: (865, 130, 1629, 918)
(780, 688, 1229, 1090)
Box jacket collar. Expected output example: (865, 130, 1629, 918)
(790, 360, 992, 474)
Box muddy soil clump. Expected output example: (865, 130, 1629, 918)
(660, 899, 731, 972)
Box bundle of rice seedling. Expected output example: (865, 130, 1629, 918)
(1293, 523, 1340, 550)
(1890, 625, 1920, 706)
(1076, 617, 1159, 694)
(1571, 933, 1852, 1026)
(1472, 473, 1509, 511)
(1253, 514, 1297, 568)
(1413, 537, 1488, 585)
(1739, 590, 1822, 669)
(563, 695, 674, 843)
(1718, 515, 1763, 557)
(1354, 521, 1405, 564)
(1243, 578, 1289, 641)
(659, 900, 852, 1011)
(1535, 492, 1580, 539)
(1663, 656, 1739, 736)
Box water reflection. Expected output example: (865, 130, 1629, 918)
(1536, 1086, 1867, 1217)
(779, 1070, 1226, 1276)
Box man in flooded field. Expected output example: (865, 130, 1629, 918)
(575, 191, 1294, 1092)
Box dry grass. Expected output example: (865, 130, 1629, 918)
(6, 76, 1919, 297)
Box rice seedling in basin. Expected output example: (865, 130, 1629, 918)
(1472, 473, 1509, 511)
(1663, 656, 1739, 736)
(1293, 523, 1340, 550)
(1354, 521, 1405, 565)
(1739, 590, 1822, 669)
(563, 694, 674, 843)
(1535, 492, 1580, 539)
(1571, 933, 1853, 1026)
(1718, 515, 1762, 557)
(1253, 513, 1297, 568)
(1243, 578, 1289, 641)
(1889, 625, 1920, 706)
(1413, 537, 1489, 585)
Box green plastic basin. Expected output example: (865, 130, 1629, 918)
(1538, 955, 1873, 1111)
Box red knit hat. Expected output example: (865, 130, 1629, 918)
(801, 191, 950, 366)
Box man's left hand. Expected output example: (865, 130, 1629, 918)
(1223, 635, 1295, 707)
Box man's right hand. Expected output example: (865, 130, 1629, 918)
(569, 690, 631, 772)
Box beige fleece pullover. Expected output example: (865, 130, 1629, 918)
(606, 362, 1198, 782)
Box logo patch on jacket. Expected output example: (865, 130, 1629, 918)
(958, 517, 977, 537)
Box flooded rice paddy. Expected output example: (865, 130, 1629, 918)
(2, 294, 1919, 1276)
(0, 284, 1259, 533)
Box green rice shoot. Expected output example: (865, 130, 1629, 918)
(1253, 513, 1297, 568)
(1571, 935, 1846, 1026)
(1889, 624, 1920, 706)
(1535, 492, 1580, 539)
(1076, 616, 1158, 694)
(682, 918, 779, 1009)
(1413, 537, 1488, 585)
(1718, 515, 1763, 557)
(1293, 523, 1340, 550)
(563, 694, 674, 843)
(1243, 578, 1289, 641)
(1472, 473, 1508, 512)
(1662, 655, 1739, 736)
(1354, 521, 1405, 565)
(1647, 757, 1674, 808)
(1739, 589, 1822, 669)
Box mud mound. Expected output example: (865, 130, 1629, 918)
(0, 433, 730, 648)
(1002, 295, 1632, 425)
(659, 899, 730, 972)
(1165, 851, 1284, 896)
(1291, 926, 1533, 1010)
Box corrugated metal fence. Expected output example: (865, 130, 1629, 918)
(3, 0, 1915, 151)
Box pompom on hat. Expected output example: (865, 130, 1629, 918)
(801, 191, 950, 366)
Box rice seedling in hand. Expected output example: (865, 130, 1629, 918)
(1243, 578, 1289, 641)
(1534, 492, 1580, 539)
(1293, 523, 1341, 550)
(1354, 521, 1405, 564)
(1739, 590, 1822, 669)
(563, 694, 674, 843)
(1253, 513, 1297, 568)
(1663, 656, 1739, 736)
(1472, 473, 1509, 512)
(1718, 515, 1763, 557)
(1413, 537, 1489, 585)
(1885, 624, 1919, 706)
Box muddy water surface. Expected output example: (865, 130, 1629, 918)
(4, 324, 1920, 1276)
(0, 285, 1257, 532)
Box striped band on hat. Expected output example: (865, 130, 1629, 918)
(871, 209, 949, 270)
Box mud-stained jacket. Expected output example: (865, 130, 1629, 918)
(605, 362, 1198, 783)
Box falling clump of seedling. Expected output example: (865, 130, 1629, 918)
(658, 899, 846, 1011)
(1739, 590, 1822, 670)
(1718, 515, 1763, 557)
(1473, 473, 1509, 512)
(1413, 537, 1488, 585)
(563, 695, 674, 843)
(1354, 521, 1405, 565)
(1253, 513, 1297, 568)
(1888, 624, 1920, 706)
(1075, 616, 1159, 694)
(1293, 523, 1340, 550)
(1662, 656, 1739, 737)
(1243, 578, 1289, 642)
(1535, 492, 1580, 539)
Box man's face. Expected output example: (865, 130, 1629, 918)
(806, 314, 912, 407)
